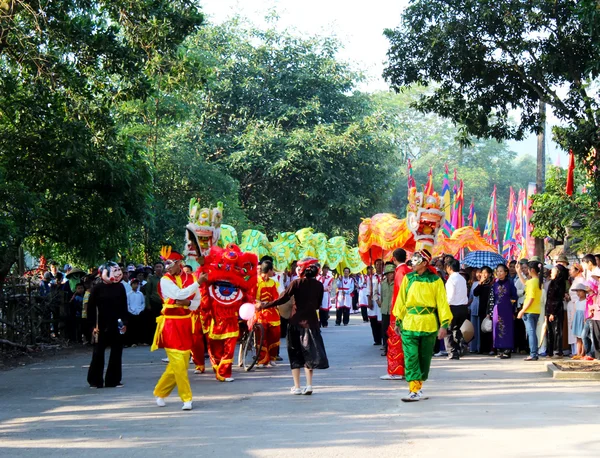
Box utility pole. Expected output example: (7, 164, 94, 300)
(535, 100, 546, 260)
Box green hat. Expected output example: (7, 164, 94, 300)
(383, 264, 395, 275)
(530, 256, 542, 263)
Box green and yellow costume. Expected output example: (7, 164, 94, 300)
(393, 269, 452, 393)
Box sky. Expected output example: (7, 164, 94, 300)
(199, 0, 565, 166)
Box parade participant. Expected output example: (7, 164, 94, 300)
(358, 270, 370, 323)
(87, 262, 128, 389)
(335, 267, 354, 326)
(152, 247, 206, 410)
(318, 265, 334, 328)
(257, 258, 329, 395)
(393, 249, 452, 402)
(201, 244, 258, 381)
(380, 263, 395, 356)
(444, 258, 469, 360)
(380, 248, 411, 380)
(367, 265, 382, 346)
(256, 260, 281, 368)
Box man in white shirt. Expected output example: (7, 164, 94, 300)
(444, 258, 468, 360)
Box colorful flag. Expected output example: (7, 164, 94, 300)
(441, 164, 453, 237)
(514, 189, 525, 254)
(467, 197, 478, 231)
(407, 159, 416, 189)
(424, 167, 434, 195)
(451, 179, 464, 230)
(566, 150, 575, 196)
(483, 185, 499, 251)
(502, 187, 517, 259)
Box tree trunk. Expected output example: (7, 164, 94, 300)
(0, 243, 19, 286)
(535, 101, 546, 260)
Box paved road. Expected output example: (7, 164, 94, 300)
(1, 314, 599, 457)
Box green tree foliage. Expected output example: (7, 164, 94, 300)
(0, 0, 203, 281)
(383, 0, 600, 199)
(531, 166, 598, 251)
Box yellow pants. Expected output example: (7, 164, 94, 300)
(153, 349, 192, 402)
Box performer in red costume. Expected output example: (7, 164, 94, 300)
(256, 260, 281, 367)
(380, 248, 411, 380)
(152, 247, 207, 410)
(200, 244, 258, 382)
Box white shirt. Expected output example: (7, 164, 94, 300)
(127, 290, 146, 315)
(446, 272, 468, 306)
(159, 276, 201, 311)
(121, 279, 132, 295)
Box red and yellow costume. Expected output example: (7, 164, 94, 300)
(152, 248, 201, 402)
(386, 263, 412, 377)
(256, 277, 280, 364)
(200, 244, 257, 381)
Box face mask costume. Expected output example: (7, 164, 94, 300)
(406, 187, 445, 252)
(99, 262, 123, 284)
(200, 244, 258, 382)
(184, 198, 223, 271)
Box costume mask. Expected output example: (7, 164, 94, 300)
(406, 187, 445, 250)
(100, 262, 123, 284)
(185, 198, 223, 261)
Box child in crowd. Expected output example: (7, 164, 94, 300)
(570, 281, 588, 360)
(69, 283, 85, 343)
(127, 279, 146, 347)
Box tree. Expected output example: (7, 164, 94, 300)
(372, 89, 536, 234)
(531, 166, 598, 250)
(0, 0, 203, 282)
(383, 0, 600, 199)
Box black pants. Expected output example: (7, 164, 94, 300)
(444, 305, 469, 359)
(127, 312, 143, 346)
(319, 309, 330, 327)
(360, 306, 369, 322)
(591, 320, 600, 359)
(546, 312, 564, 356)
(335, 307, 350, 325)
(280, 317, 289, 338)
(513, 309, 528, 353)
(369, 316, 382, 345)
(381, 314, 391, 350)
(87, 331, 124, 388)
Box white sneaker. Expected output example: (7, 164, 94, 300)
(433, 351, 448, 357)
(302, 385, 313, 395)
(380, 374, 403, 380)
(156, 397, 166, 407)
(182, 401, 193, 411)
(257, 364, 266, 368)
(224, 377, 235, 382)
(290, 387, 302, 395)
(417, 390, 429, 400)
(161, 357, 169, 363)
(268, 361, 277, 367)
(401, 392, 420, 402)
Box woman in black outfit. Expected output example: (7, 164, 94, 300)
(545, 264, 569, 357)
(257, 258, 329, 395)
(473, 266, 494, 355)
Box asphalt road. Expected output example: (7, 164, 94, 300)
(1, 314, 599, 458)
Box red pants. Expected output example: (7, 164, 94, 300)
(258, 323, 280, 364)
(386, 323, 405, 376)
(191, 331, 206, 372)
(208, 336, 237, 381)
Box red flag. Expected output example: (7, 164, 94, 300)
(424, 167, 434, 195)
(566, 150, 575, 196)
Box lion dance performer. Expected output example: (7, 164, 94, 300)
(201, 244, 258, 382)
(184, 199, 223, 374)
(256, 259, 281, 367)
(152, 247, 206, 410)
(393, 187, 452, 402)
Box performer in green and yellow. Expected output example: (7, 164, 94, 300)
(393, 249, 452, 402)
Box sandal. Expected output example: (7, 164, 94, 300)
(290, 387, 302, 395)
(302, 385, 313, 395)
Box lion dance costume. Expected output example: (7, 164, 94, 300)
(200, 245, 257, 381)
(394, 186, 452, 401)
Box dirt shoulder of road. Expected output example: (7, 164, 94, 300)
(0, 343, 91, 371)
